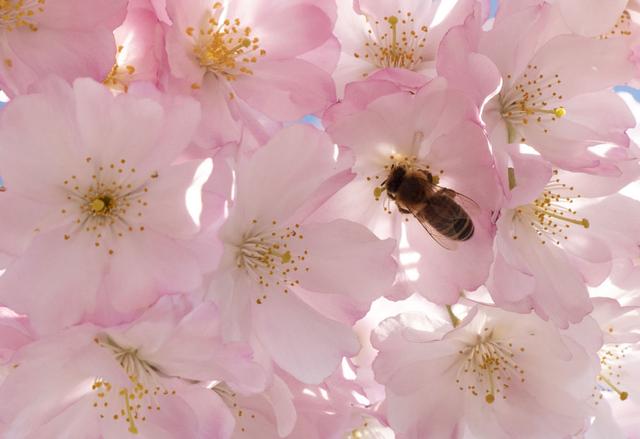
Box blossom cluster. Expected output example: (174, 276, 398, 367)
(0, 0, 639, 437)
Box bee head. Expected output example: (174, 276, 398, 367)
(385, 165, 406, 194)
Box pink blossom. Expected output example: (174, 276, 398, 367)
(323, 78, 500, 304)
(206, 124, 397, 384)
(332, 0, 479, 92)
(0, 0, 127, 96)
(163, 0, 337, 122)
(373, 305, 602, 438)
(473, 2, 637, 174)
(583, 297, 640, 437)
(0, 78, 211, 333)
(0, 296, 267, 438)
(488, 150, 640, 327)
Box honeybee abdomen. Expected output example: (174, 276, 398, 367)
(452, 216, 474, 241)
(422, 196, 474, 241)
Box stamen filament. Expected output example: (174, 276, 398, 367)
(119, 388, 139, 434)
(599, 374, 629, 401)
(507, 167, 517, 190)
(534, 207, 589, 228)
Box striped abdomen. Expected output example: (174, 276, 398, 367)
(420, 194, 474, 241)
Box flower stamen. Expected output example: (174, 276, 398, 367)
(0, 0, 44, 32)
(512, 172, 589, 244)
(500, 66, 566, 141)
(92, 334, 178, 435)
(235, 221, 309, 301)
(59, 158, 155, 251)
(355, 9, 428, 73)
(456, 330, 527, 404)
(188, 3, 266, 83)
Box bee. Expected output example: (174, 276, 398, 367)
(382, 163, 476, 249)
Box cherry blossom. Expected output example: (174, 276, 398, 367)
(488, 150, 640, 327)
(0, 0, 127, 96)
(587, 298, 640, 430)
(0, 296, 267, 438)
(206, 124, 397, 383)
(472, 3, 637, 175)
(373, 305, 602, 438)
(332, 0, 481, 92)
(0, 78, 211, 332)
(163, 0, 337, 122)
(0, 0, 639, 435)
(323, 77, 500, 304)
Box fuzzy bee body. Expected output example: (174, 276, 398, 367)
(384, 164, 475, 248)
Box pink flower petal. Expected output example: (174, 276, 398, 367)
(0, 231, 105, 334)
(290, 219, 396, 301)
(233, 58, 336, 121)
(253, 292, 359, 384)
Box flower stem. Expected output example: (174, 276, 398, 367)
(446, 305, 460, 328)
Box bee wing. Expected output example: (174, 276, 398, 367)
(434, 187, 480, 219)
(415, 215, 459, 251)
(400, 200, 458, 251)
(415, 169, 480, 218)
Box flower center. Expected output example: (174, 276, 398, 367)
(187, 1, 266, 85)
(90, 195, 113, 215)
(0, 0, 44, 32)
(92, 334, 176, 435)
(511, 171, 589, 245)
(59, 157, 157, 253)
(235, 220, 309, 303)
(456, 329, 527, 404)
(500, 65, 566, 143)
(354, 11, 428, 74)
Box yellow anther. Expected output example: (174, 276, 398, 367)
(91, 198, 106, 213)
(620, 391, 629, 401)
(241, 38, 251, 47)
(373, 187, 384, 199)
(553, 106, 566, 118)
(485, 393, 495, 404)
(280, 251, 292, 264)
(581, 218, 590, 228)
(387, 15, 399, 26)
